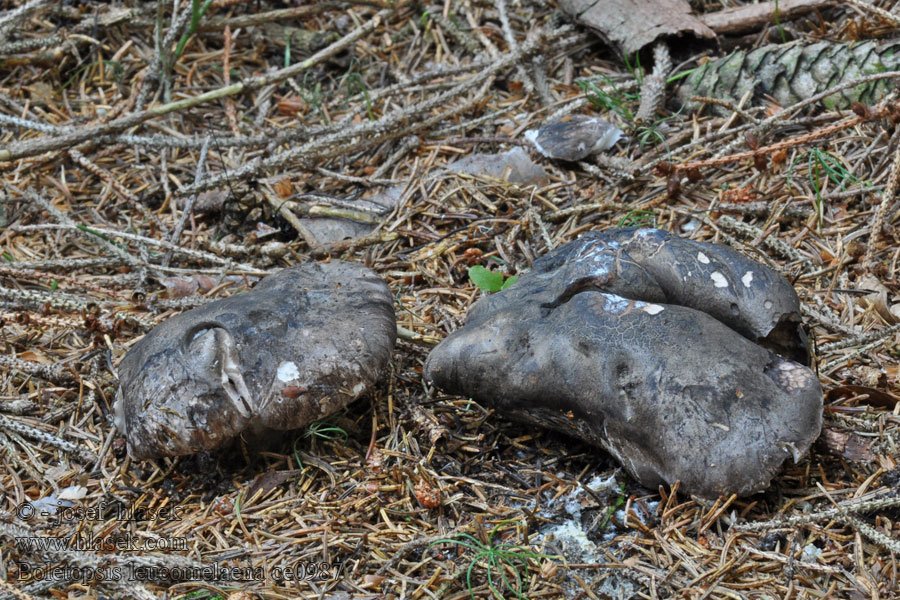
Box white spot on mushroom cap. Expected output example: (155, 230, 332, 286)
(643, 304, 665, 315)
(277, 361, 300, 382)
(697, 251, 710, 264)
(524, 129, 547, 157)
(742, 271, 754, 288)
(710, 271, 728, 288)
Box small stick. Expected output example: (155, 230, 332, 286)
(311, 230, 399, 259)
(0, 356, 76, 384)
(845, 0, 900, 27)
(863, 141, 900, 268)
(263, 192, 323, 252)
(164, 135, 211, 268)
(674, 114, 866, 172)
(0, 414, 96, 463)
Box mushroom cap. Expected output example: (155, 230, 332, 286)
(524, 115, 623, 161)
(115, 261, 396, 459)
(425, 228, 823, 498)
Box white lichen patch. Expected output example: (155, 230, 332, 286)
(802, 543, 823, 562)
(742, 271, 754, 288)
(277, 361, 300, 382)
(542, 521, 602, 563)
(710, 271, 728, 288)
(576, 239, 616, 260)
(643, 304, 665, 315)
(351, 382, 366, 396)
(697, 251, 710, 264)
(598, 293, 632, 314)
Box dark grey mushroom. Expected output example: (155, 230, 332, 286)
(115, 261, 396, 459)
(425, 228, 823, 498)
(524, 115, 623, 161)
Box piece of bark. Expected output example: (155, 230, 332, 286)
(558, 0, 715, 57)
(700, 0, 831, 36)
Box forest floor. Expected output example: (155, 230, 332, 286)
(1, 1, 899, 599)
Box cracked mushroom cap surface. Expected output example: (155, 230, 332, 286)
(115, 261, 396, 459)
(425, 228, 823, 498)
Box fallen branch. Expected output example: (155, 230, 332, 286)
(700, 0, 833, 35)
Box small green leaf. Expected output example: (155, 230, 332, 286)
(500, 275, 518, 291)
(468, 265, 504, 293)
(50, 279, 58, 292)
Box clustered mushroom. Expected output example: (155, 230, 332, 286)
(424, 228, 823, 498)
(117, 229, 824, 497)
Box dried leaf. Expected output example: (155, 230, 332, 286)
(194, 275, 217, 293)
(823, 427, 876, 462)
(160, 276, 199, 299)
(858, 275, 898, 324)
(247, 469, 302, 500)
(211, 496, 234, 515)
(722, 185, 757, 203)
(273, 178, 294, 198)
(18, 350, 50, 364)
